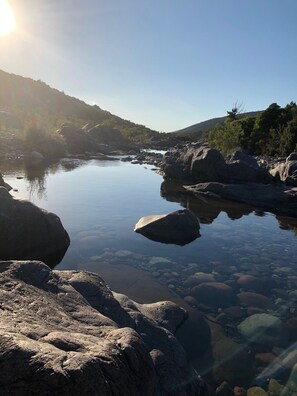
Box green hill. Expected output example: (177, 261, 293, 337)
(0, 69, 161, 146)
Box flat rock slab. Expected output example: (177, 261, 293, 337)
(134, 209, 200, 245)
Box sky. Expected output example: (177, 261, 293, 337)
(0, 0, 297, 132)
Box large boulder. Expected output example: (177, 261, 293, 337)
(0, 187, 70, 266)
(0, 261, 206, 395)
(161, 145, 271, 183)
(134, 209, 200, 245)
(58, 123, 97, 153)
(190, 146, 226, 181)
(161, 145, 225, 182)
(86, 124, 129, 146)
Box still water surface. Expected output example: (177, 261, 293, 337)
(3, 157, 297, 275)
(2, 157, 297, 391)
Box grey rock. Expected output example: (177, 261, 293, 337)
(0, 260, 206, 396)
(134, 209, 200, 245)
(0, 189, 70, 265)
(238, 313, 284, 347)
(160, 145, 271, 183)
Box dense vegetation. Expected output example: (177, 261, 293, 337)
(208, 102, 297, 157)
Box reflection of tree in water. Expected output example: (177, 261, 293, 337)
(24, 160, 60, 200)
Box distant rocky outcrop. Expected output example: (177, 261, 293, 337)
(160, 144, 271, 184)
(0, 260, 207, 395)
(58, 123, 97, 153)
(134, 209, 200, 245)
(0, 186, 70, 266)
(58, 123, 138, 155)
(159, 144, 297, 217)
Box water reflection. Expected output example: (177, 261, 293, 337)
(161, 179, 297, 233)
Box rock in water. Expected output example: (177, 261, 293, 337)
(0, 260, 206, 395)
(0, 186, 70, 266)
(237, 313, 284, 347)
(134, 209, 200, 245)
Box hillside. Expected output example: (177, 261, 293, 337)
(0, 69, 163, 145)
(171, 111, 261, 140)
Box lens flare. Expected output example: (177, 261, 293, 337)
(0, 0, 16, 36)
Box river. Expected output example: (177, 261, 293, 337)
(2, 156, 297, 392)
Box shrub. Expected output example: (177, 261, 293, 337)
(24, 126, 66, 158)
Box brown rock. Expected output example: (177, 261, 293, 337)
(212, 337, 254, 386)
(255, 352, 279, 366)
(191, 282, 237, 309)
(237, 292, 275, 310)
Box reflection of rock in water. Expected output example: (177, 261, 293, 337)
(161, 180, 297, 233)
(160, 180, 253, 224)
(276, 214, 297, 232)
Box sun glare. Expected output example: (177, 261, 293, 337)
(0, 0, 16, 36)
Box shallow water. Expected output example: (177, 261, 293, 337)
(2, 157, 297, 392)
(3, 158, 297, 273)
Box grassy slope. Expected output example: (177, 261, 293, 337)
(0, 69, 160, 144)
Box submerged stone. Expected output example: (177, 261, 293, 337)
(238, 313, 283, 347)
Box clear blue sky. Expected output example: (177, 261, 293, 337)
(1, 0, 297, 131)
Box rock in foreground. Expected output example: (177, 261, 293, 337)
(0, 260, 206, 396)
(0, 187, 70, 266)
(134, 209, 200, 245)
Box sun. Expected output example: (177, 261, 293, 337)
(0, 0, 16, 36)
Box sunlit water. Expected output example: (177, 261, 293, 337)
(2, 157, 297, 391)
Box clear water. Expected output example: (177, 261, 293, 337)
(2, 157, 297, 391)
(3, 158, 297, 274)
